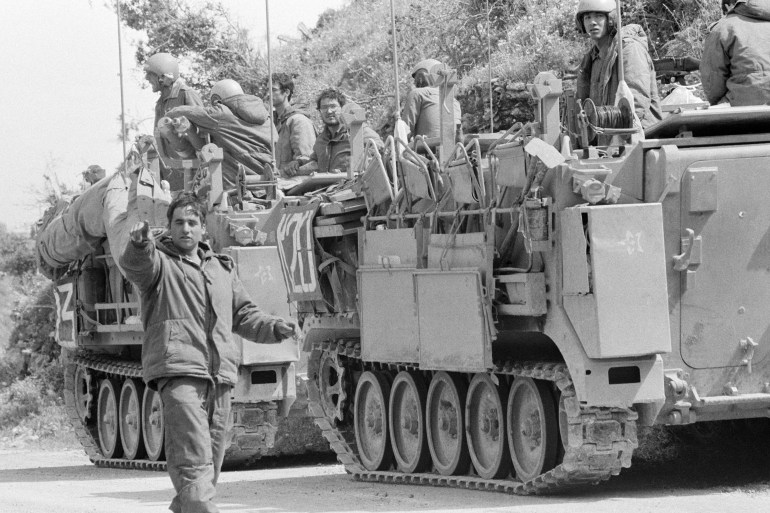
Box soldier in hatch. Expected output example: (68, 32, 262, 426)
(143, 52, 203, 127)
(401, 58, 463, 141)
(575, 0, 662, 129)
(700, 0, 770, 106)
(271, 73, 317, 178)
(299, 88, 383, 175)
(166, 79, 278, 188)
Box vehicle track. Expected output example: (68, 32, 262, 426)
(306, 338, 638, 495)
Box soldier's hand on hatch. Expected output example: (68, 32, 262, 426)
(275, 320, 298, 340)
(129, 221, 150, 244)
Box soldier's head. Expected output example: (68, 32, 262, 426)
(575, 0, 617, 41)
(271, 73, 295, 107)
(82, 165, 105, 185)
(167, 193, 206, 255)
(144, 53, 180, 93)
(316, 88, 347, 128)
(210, 79, 244, 105)
(411, 59, 442, 88)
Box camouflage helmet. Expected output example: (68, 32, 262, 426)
(143, 53, 180, 81)
(411, 59, 443, 77)
(210, 79, 244, 102)
(575, 0, 618, 34)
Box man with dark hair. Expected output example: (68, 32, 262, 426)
(271, 73, 317, 177)
(701, 0, 770, 106)
(402, 58, 462, 141)
(166, 79, 278, 188)
(300, 88, 383, 175)
(575, 0, 662, 129)
(119, 192, 296, 513)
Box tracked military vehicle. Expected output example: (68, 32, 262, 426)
(276, 70, 770, 493)
(36, 135, 332, 469)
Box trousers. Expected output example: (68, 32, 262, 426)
(158, 376, 232, 513)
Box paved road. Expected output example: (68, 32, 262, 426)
(1, 443, 769, 513)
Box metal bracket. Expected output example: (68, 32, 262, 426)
(740, 337, 758, 374)
(673, 228, 702, 272)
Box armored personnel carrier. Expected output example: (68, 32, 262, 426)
(276, 70, 770, 493)
(36, 135, 332, 469)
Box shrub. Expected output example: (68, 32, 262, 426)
(0, 232, 36, 277)
(0, 378, 46, 429)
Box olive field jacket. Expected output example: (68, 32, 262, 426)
(119, 235, 283, 387)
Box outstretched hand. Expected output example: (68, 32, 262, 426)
(129, 221, 150, 244)
(275, 320, 298, 340)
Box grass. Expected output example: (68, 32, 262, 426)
(0, 376, 79, 451)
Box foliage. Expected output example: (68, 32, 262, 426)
(120, 0, 266, 97)
(0, 272, 61, 442)
(0, 403, 75, 449)
(0, 378, 47, 429)
(7, 277, 60, 382)
(0, 226, 37, 277)
(621, 0, 721, 59)
(119, 0, 722, 136)
(119, 0, 721, 136)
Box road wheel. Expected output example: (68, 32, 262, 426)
(97, 378, 123, 458)
(389, 371, 430, 473)
(141, 386, 165, 461)
(318, 350, 347, 422)
(466, 373, 510, 479)
(426, 371, 470, 476)
(73, 365, 93, 423)
(119, 378, 145, 460)
(507, 377, 558, 482)
(354, 371, 392, 471)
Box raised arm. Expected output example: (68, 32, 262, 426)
(167, 105, 220, 132)
(118, 221, 162, 293)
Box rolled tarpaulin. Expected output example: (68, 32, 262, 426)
(36, 167, 169, 278)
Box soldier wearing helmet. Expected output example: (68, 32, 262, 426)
(575, 0, 662, 129)
(401, 58, 462, 141)
(82, 165, 105, 186)
(700, 0, 770, 106)
(144, 52, 203, 127)
(166, 79, 277, 188)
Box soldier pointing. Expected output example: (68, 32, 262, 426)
(120, 193, 296, 513)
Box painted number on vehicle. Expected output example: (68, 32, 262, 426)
(276, 203, 324, 301)
(54, 281, 77, 346)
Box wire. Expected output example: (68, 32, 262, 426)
(592, 104, 632, 130)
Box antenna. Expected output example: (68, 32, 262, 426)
(116, 0, 128, 175)
(486, 0, 494, 133)
(264, 0, 277, 182)
(390, 0, 401, 116)
(616, 0, 625, 85)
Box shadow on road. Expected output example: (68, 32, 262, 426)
(0, 464, 164, 483)
(2, 420, 769, 512)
